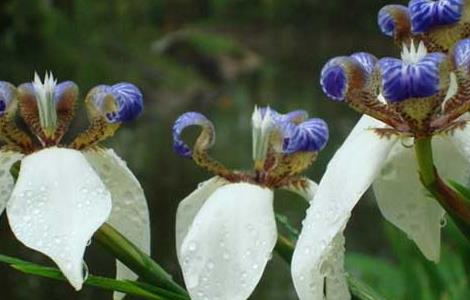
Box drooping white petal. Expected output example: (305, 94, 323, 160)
(175, 176, 228, 260)
(0, 150, 24, 215)
(83, 148, 150, 300)
(7, 147, 112, 290)
(373, 135, 467, 262)
(178, 183, 276, 300)
(292, 116, 397, 300)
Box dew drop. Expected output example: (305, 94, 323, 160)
(440, 216, 447, 228)
(82, 261, 90, 281)
(188, 241, 198, 252)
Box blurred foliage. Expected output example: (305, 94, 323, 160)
(1, 0, 469, 299)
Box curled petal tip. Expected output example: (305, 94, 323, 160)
(173, 112, 214, 158)
(453, 38, 470, 71)
(284, 110, 309, 123)
(88, 83, 143, 123)
(283, 118, 329, 153)
(320, 54, 377, 101)
(0, 81, 16, 116)
(320, 59, 348, 101)
(378, 5, 411, 37)
(54, 81, 78, 103)
(409, 0, 463, 33)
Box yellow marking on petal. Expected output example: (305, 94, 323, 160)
(264, 152, 317, 188)
(69, 118, 120, 150)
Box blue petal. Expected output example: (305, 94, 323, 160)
(0, 82, 15, 116)
(453, 38, 470, 70)
(283, 118, 329, 153)
(320, 58, 349, 101)
(90, 83, 143, 123)
(320, 53, 377, 101)
(409, 0, 463, 33)
(173, 112, 214, 158)
(351, 52, 379, 75)
(378, 5, 411, 37)
(379, 53, 446, 102)
(54, 81, 78, 104)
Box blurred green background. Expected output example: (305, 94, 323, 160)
(0, 0, 469, 299)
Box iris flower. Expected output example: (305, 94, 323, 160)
(172, 107, 328, 300)
(0, 73, 149, 294)
(291, 1, 470, 298)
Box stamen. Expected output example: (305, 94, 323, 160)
(32, 72, 58, 138)
(400, 41, 428, 64)
(252, 106, 278, 169)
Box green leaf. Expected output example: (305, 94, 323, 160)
(275, 213, 299, 240)
(346, 253, 404, 299)
(346, 273, 387, 300)
(0, 254, 186, 300)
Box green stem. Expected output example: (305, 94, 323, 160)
(414, 137, 470, 237)
(95, 223, 189, 298)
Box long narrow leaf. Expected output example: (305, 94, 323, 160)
(0, 254, 184, 300)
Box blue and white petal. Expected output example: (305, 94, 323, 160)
(409, 0, 463, 33)
(88, 83, 143, 123)
(173, 112, 215, 158)
(378, 5, 411, 37)
(177, 183, 277, 300)
(379, 52, 446, 102)
(373, 135, 468, 262)
(321, 53, 378, 101)
(83, 148, 150, 300)
(0, 82, 16, 116)
(453, 38, 470, 71)
(283, 118, 329, 153)
(292, 115, 397, 300)
(7, 148, 112, 290)
(0, 151, 24, 215)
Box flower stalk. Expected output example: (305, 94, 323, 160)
(414, 137, 470, 237)
(94, 223, 189, 298)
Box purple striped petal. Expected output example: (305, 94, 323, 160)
(173, 112, 215, 158)
(409, 0, 463, 33)
(0, 82, 15, 116)
(453, 38, 470, 71)
(378, 5, 411, 37)
(320, 53, 378, 101)
(89, 83, 143, 123)
(379, 52, 446, 102)
(351, 52, 379, 75)
(282, 118, 329, 153)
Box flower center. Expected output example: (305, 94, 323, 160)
(401, 41, 428, 65)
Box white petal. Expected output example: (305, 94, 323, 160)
(449, 120, 470, 161)
(83, 148, 150, 300)
(178, 183, 276, 300)
(175, 176, 227, 261)
(291, 116, 397, 300)
(373, 136, 467, 262)
(0, 150, 24, 215)
(7, 147, 112, 290)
